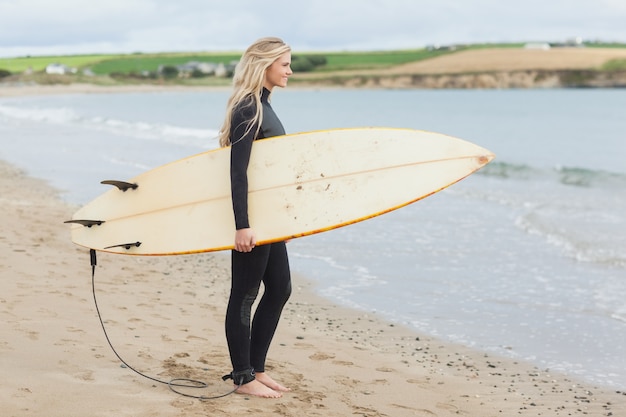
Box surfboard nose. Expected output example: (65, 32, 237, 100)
(478, 152, 496, 166)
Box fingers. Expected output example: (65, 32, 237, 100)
(236, 241, 255, 252)
(235, 229, 256, 252)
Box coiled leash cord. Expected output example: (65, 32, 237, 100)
(89, 249, 242, 400)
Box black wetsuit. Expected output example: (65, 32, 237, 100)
(225, 88, 292, 381)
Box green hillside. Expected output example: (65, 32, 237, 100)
(0, 47, 465, 75)
(1, 42, 624, 88)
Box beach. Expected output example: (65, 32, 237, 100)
(0, 83, 231, 97)
(2, 130, 625, 415)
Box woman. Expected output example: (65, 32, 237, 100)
(218, 37, 293, 398)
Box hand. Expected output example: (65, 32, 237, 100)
(235, 228, 256, 252)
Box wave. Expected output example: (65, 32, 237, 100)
(478, 161, 626, 189)
(2, 102, 623, 189)
(516, 212, 626, 268)
(456, 161, 626, 269)
(555, 166, 626, 188)
(0, 103, 220, 150)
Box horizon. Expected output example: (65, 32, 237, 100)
(3, 38, 626, 61)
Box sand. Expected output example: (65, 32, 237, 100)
(0, 83, 229, 97)
(1, 158, 625, 417)
(1, 77, 626, 415)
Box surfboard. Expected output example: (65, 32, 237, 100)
(66, 127, 494, 256)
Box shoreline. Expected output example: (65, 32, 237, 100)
(2, 158, 625, 416)
(0, 82, 233, 97)
(2, 69, 626, 99)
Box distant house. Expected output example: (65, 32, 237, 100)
(214, 63, 228, 77)
(176, 61, 218, 76)
(540, 37, 585, 49)
(45, 63, 77, 75)
(171, 60, 237, 78)
(426, 44, 458, 52)
(524, 43, 551, 50)
(565, 37, 584, 47)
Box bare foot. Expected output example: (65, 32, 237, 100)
(234, 379, 282, 398)
(255, 372, 291, 392)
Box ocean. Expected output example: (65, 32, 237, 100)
(1, 88, 625, 389)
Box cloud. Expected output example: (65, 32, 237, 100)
(1, 0, 625, 58)
(0, 0, 151, 45)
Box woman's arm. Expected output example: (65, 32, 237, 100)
(230, 100, 258, 251)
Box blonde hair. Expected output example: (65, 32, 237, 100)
(218, 37, 291, 147)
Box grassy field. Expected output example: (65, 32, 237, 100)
(0, 54, 125, 73)
(1, 42, 625, 85)
(602, 58, 626, 70)
(0, 52, 243, 74)
(0, 50, 452, 75)
(89, 53, 242, 75)
(0, 43, 521, 74)
(307, 48, 459, 71)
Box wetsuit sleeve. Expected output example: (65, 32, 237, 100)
(229, 102, 257, 230)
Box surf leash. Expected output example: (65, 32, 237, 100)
(88, 249, 241, 400)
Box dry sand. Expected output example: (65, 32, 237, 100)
(2, 157, 626, 417)
(0, 83, 229, 97)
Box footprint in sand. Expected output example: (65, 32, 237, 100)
(309, 352, 335, 361)
(293, 341, 315, 349)
(331, 360, 354, 366)
(24, 330, 39, 341)
(435, 402, 460, 413)
(391, 404, 438, 416)
(334, 375, 359, 386)
(73, 370, 95, 381)
(407, 378, 431, 388)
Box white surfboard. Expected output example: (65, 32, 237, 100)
(66, 127, 494, 255)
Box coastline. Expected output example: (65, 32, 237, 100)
(0, 83, 232, 98)
(2, 71, 625, 97)
(2, 158, 625, 416)
(3, 47, 626, 93)
(1, 68, 626, 96)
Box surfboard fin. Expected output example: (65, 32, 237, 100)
(101, 180, 138, 192)
(64, 219, 105, 227)
(104, 241, 142, 250)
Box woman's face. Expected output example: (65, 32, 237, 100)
(264, 52, 292, 90)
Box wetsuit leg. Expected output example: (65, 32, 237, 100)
(225, 242, 291, 373)
(250, 241, 291, 372)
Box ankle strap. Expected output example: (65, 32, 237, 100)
(222, 368, 256, 385)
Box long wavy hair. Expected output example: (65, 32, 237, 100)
(218, 37, 291, 147)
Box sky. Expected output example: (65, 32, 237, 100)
(1, 0, 626, 58)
